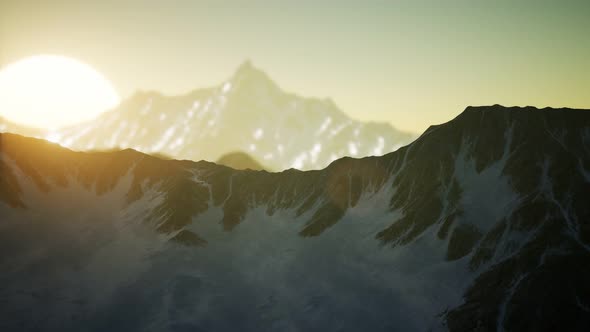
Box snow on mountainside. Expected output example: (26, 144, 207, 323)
(1, 105, 589, 331)
(0, 61, 415, 170)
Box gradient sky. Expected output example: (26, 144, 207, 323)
(1, 0, 589, 133)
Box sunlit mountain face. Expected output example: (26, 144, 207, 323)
(0, 61, 415, 171)
(1, 105, 589, 331)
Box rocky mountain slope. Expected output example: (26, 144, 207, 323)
(1, 105, 589, 331)
(0, 62, 415, 170)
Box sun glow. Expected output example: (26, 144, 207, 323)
(0, 55, 120, 129)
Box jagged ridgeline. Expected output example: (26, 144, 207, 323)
(1, 105, 589, 331)
(0, 62, 415, 171)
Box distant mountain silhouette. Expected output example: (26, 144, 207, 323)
(0, 61, 416, 170)
(1, 105, 589, 331)
(216, 151, 267, 171)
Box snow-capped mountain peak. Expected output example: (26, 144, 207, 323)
(0, 62, 416, 170)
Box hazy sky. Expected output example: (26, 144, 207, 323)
(1, 0, 589, 133)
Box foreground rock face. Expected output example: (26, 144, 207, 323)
(0, 61, 415, 171)
(0, 105, 589, 331)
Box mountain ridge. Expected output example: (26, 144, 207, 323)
(1, 105, 589, 331)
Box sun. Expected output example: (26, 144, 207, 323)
(0, 55, 120, 129)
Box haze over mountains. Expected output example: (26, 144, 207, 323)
(0, 61, 415, 171)
(1, 105, 589, 331)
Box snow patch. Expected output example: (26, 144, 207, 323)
(373, 136, 385, 155)
(253, 128, 264, 140)
(348, 142, 358, 156)
(316, 117, 332, 135)
(453, 130, 519, 233)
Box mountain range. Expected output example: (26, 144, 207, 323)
(0, 61, 415, 171)
(1, 105, 589, 331)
